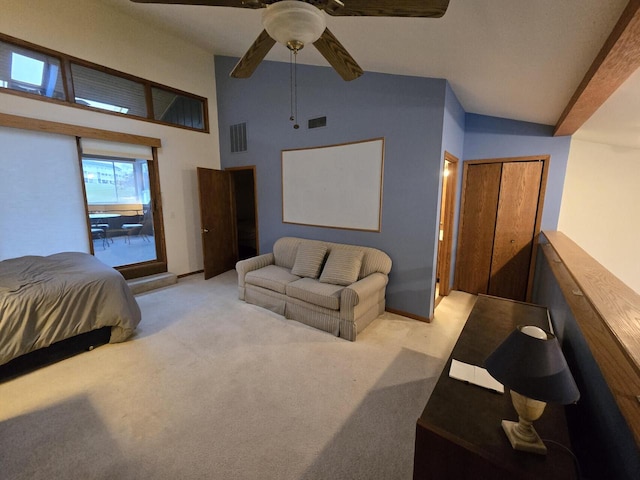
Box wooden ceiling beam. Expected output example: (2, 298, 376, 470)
(554, 0, 640, 136)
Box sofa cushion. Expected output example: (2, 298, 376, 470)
(319, 249, 364, 286)
(245, 265, 300, 294)
(273, 237, 392, 277)
(291, 243, 327, 279)
(273, 237, 300, 269)
(286, 278, 344, 310)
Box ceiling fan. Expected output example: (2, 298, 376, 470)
(131, 0, 450, 81)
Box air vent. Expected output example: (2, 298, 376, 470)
(308, 116, 327, 129)
(230, 122, 247, 153)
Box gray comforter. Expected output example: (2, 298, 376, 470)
(0, 252, 141, 366)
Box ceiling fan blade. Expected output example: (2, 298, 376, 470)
(130, 0, 260, 7)
(325, 0, 449, 18)
(230, 30, 276, 79)
(313, 28, 363, 81)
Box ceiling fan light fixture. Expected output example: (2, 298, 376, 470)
(262, 0, 326, 51)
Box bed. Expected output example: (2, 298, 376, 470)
(0, 252, 141, 367)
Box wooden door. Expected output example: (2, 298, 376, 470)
(455, 163, 502, 294)
(197, 167, 238, 280)
(488, 161, 543, 300)
(455, 157, 548, 302)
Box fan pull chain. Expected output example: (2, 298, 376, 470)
(289, 49, 294, 123)
(293, 51, 299, 129)
(289, 50, 300, 130)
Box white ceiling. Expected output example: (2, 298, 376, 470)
(99, 0, 639, 147)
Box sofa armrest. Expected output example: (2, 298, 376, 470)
(236, 253, 274, 288)
(341, 272, 388, 311)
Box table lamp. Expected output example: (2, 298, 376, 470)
(485, 325, 580, 455)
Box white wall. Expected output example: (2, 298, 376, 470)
(0, 0, 220, 275)
(558, 138, 640, 294)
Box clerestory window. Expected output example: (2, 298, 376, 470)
(1, 39, 66, 100)
(0, 33, 208, 132)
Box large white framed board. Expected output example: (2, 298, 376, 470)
(281, 137, 384, 231)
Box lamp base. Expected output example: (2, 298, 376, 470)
(502, 420, 548, 455)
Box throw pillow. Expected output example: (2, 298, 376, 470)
(291, 243, 328, 279)
(319, 249, 364, 286)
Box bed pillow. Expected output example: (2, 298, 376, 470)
(291, 243, 328, 279)
(319, 249, 364, 286)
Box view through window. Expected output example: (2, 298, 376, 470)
(83, 157, 156, 268)
(0, 39, 66, 100)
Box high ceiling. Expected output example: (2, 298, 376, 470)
(99, 0, 639, 148)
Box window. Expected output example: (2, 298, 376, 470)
(0, 33, 208, 132)
(152, 87, 204, 129)
(0, 39, 66, 100)
(83, 158, 149, 204)
(80, 138, 165, 277)
(82, 156, 158, 269)
(71, 63, 147, 117)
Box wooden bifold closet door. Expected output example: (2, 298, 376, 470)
(455, 157, 547, 301)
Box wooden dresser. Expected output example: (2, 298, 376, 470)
(413, 295, 576, 479)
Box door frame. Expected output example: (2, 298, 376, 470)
(226, 165, 260, 256)
(454, 155, 550, 301)
(435, 152, 459, 303)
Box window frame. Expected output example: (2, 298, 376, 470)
(0, 32, 209, 133)
(79, 145, 168, 280)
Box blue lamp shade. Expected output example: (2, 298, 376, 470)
(485, 325, 580, 405)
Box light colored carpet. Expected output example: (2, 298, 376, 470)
(0, 271, 476, 480)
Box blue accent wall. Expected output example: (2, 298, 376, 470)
(442, 82, 465, 161)
(533, 246, 640, 479)
(463, 113, 571, 230)
(215, 56, 446, 319)
(215, 58, 573, 318)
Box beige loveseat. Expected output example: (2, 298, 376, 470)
(236, 237, 392, 341)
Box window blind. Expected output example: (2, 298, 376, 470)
(80, 138, 153, 160)
(0, 127, 89, 260)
